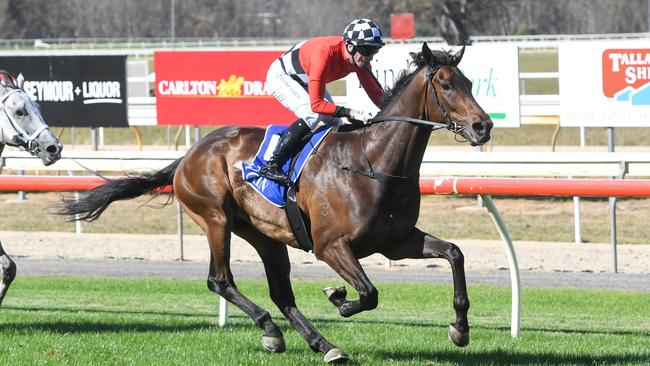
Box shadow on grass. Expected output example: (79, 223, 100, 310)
(375, 349, 650, 366)
(4, 305, 649, 339)
(2, 304, 215, 318)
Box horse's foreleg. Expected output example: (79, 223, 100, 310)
(246, 231, 348, 364)
(381, 228, 470, 347)
(316, 238, 378, 318)
(0, 241, 17, 307)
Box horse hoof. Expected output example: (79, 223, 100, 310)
(262, 335, 286, 353)
(323, 286, 346, 299)
(448, 324, 470, 347)
(323, 286, 348, 301)
(323, 348, 349, 364)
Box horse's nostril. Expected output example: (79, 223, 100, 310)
(472, 121, 485, 133)
(46, 144, 59, 153)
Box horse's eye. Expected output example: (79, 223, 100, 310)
(441, 84, 451, 91)
(15, 110, 25, 117)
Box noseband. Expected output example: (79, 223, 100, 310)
(0, 88, 50, 154)
(370, 64, 466, 140)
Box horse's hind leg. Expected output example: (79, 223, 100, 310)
(381, 227, 470, 347)
(236, 224, 348, 363)
(194, 206, 285, 353)
(0, 241, 17, 307)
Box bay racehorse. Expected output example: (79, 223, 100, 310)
(0, 71, 63, 306)
(58, 43, 491, 363)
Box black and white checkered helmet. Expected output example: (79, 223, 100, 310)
(342, 18, 384, 47)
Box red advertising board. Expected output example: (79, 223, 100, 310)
(154, 51, 296, 126)
(390, 13, 415, 40)
(601, 48, 650, 98)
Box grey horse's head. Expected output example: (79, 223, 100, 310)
(0, 71, 62, 165)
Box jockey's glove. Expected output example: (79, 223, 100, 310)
(347, 108, 375, 125)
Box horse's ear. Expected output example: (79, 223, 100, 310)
(422, 42, 434, 66)
(16, 73, 25, 89)
(451, 46, 465, 66)
(0, 71, 16, 89)
(0, 73, 9, 88)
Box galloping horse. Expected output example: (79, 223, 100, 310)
(58, 43, 491, 363)
(0, 71, 63, 306)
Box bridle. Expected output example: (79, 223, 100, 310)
(0, 87, 50, 154)
(311, 64, 470, 182)
(370, 64, 467, 141)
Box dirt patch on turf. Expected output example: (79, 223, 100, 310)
(1, 231, 649, 274)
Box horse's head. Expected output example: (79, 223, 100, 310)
(417, 42, 493, 146)
(0, 71, 62, 165)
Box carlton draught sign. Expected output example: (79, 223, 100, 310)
(154, 51, 295, 126)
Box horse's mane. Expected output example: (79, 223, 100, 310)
(381, 48, 456, 110)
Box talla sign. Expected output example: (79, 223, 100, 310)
(0, 55, 128, 127)
(560, 42, 650, 127)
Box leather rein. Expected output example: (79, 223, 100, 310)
(325, 64, 466, 182)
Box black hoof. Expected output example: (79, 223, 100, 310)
(323, 348, 349, 364)
(448, 324, 470, 347)
(262, 335, 286, 353)
(323, 286, 347, 306)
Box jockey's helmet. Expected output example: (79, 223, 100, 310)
(342, 18, 384, 56)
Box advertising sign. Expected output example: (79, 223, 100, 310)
(0, 55, 128, 127)
(391, 13, 415, 40)
(154, 50, 295, 126)
(346, 43, 521, 127)
(559, 42, 650, 127)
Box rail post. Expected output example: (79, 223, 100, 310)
(219, 297, 228, 327)
(16, 169, 26, 201)
(74, 191, 82, 234)
(176, 201, 184, 261)
(481, 194, 521, 339)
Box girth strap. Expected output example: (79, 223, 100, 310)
(285, 185, 314, 253)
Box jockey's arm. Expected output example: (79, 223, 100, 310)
(307, 76, 338, 115)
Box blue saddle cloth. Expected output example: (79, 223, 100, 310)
(240, 125, 332, 207)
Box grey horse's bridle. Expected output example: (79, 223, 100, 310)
(0, 87, 50, 154)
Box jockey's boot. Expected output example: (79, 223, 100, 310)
(259, 118, 311, 186)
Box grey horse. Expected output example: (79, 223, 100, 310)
(0, 70, 63, 306)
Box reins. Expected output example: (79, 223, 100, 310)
(369, 64, 466, 138)
(314, 64, 466, 182)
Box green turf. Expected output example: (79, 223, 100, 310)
(0, 277, 648, 365)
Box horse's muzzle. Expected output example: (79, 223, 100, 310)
(39, 142, 63, 166)
(466, 120, 492, 146)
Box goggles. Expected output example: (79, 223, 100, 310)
(355, 45, 380, 57)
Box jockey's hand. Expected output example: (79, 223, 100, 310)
(348, 109, 375, 125)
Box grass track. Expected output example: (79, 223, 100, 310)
(1, 277, 648, 365)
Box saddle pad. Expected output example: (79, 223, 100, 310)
(239, 125, 332, 207)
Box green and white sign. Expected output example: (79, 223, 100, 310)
(345, 43, 521, 127)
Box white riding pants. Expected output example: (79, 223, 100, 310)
(265, 58, 342, 131)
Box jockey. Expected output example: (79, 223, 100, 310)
(260, 18, 385, 185)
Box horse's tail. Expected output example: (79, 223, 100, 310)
(57, 157, 183, 222)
